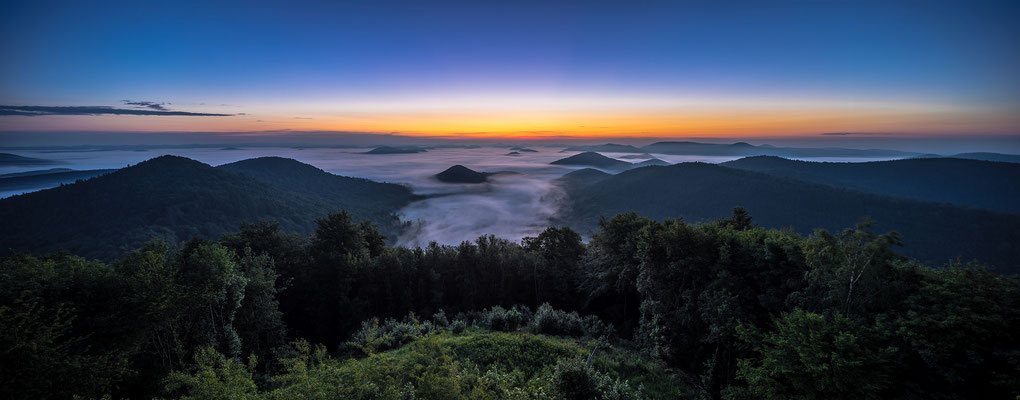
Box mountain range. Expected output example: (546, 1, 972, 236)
(563, 142, 919, 158)
(721, 156, 1020, 214)
(558, 159, 1020, 272)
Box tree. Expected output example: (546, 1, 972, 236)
(803, 220, 902, 317)
(728, 310, 894, 400)
(523, 226, 586, 309)
(579, 213, 655, 335)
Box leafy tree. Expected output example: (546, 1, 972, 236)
(882, 262, 1020, 398)
(728, 310, 895, 400)
(579, 212, 655, 335)
(164, 347, 259, 400)
(523, 226, 586, 309)
(802, 221, 903, 317)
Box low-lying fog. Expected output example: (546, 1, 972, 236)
(0, 147, 902, 245)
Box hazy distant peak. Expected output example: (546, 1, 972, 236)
(551, 152, 632, 169)
(435, 165, 491, 183)
(364, 146, 427, 154)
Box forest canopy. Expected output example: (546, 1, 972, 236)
(2, 209, 1017, 399)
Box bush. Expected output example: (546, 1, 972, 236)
(479, 305, 532, 332)
(533, 303, 586, 337)
(449, 319, 467, 334)
(346, 313, 438, 355)
(552, 356, 644, 400)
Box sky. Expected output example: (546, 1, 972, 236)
(1, 0, 1019, 144)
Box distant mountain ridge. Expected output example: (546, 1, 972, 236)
(914, 152, 1020, 164)
(563, 143, 644, 153)
(364, 146, 427, 154)
(562, 141, 918, 158)
(722, 156, 1020, 214)
(0, 153, 63, 166)
(559, 162, 1020, 273)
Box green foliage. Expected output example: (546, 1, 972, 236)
(0, 254, 136, 399)
(165, 347, 259, 400)
(727, 310, 895, 400)
(882, 262, 1020, 398)
(552, 357, 643, 400)
(801, 220, 903, 317)
(2, 209, 1017, 399)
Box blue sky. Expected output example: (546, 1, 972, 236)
(1, 0, 1018, 138)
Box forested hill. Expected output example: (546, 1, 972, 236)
(0, 155, 413, 259)
(561, 162, 1020, 272)
(218, 156, 415, 214)
(0, 168, 115, 193)
(722, 156, 1020, 214)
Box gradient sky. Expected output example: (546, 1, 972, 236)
(1, 0, 1019, 140)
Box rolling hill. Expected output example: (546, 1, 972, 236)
(434, 165, 492, 183)
(218, 156, 415, 215)
(722, 156, 1020, 214)
(0, 156, 415, 259)
(915, 152, 1020, 164)
(560, 163, 1020, 272)
(551, 152, 632, 170)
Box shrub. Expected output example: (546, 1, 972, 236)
(533, 303, 586, 337)
(347, 313, 438, 355)
(552, 356, 643, 400)
(479, 305, 532, 332)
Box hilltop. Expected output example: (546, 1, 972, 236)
(434, 165, 492, 183)
(0, 155, 414, 259)
(551, 152, 632, 170)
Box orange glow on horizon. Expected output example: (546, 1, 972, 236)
(2, 100, 1017, 139)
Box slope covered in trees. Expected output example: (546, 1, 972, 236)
(0, 168, 115, 194)
(2, 211, 1016, 399)
(722, 156, 1020, 213)
(0, 156, 413, 259)
(218, 156, 415, 217)
(561, 162, 1020, 272)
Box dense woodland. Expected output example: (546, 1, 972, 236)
(2, 209, 1017, 399)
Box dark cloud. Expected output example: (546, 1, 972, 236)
(121, 100, 168, 111)
(0, 105, 234, 117)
